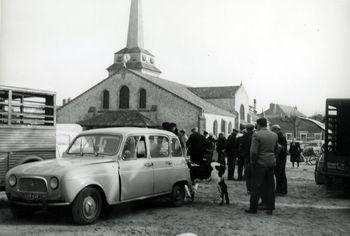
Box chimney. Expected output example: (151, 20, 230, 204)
(62, 99, 67, 105)
(67, 97, 71, 103)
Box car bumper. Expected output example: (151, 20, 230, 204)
(7, 190, 70, 207)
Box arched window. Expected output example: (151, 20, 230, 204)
(119, 86, 130, 109)
(139, 88, 146, 109)
(213, 120, 218, 136)
(240, 104, 245, 121)
(102, 90, 110, 110)
(228, 122, 232, 133)
(221, 119, 226, 133)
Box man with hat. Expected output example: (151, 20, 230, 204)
(271, 124, 288, 195)
(238, 124, 255, 193)
(245, 117, 278, 215)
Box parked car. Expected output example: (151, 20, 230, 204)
(5, 128, 192, 224)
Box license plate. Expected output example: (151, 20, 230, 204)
(23, 193, 45, 201)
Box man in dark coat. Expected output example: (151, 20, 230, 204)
(245, 118, 278, 215)
(271, 124, 288, 195)
(238, 124, 255, 193)
(216, 133, 227, 166)
(186, 128, 206, 165)
(225, 129, 239, 180)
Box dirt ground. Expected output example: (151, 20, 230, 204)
(0, 162, 349, 236)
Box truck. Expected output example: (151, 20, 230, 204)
(0, 85, 56, 190)
(321, 98, 350, 189)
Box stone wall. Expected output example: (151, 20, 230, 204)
(57, 71, 200, 132)
(203, 113, 235, 138)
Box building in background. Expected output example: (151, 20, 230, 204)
(262, 103, 325, 142)
(57, 0, 252, 136)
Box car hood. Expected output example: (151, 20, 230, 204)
(9, 157, 115, 177)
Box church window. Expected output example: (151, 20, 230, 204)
(150, 57, 154, 64)
(221, 119, 226, 133)
(240, 105, 245, 121)
(139, 88, 147, 109)
(213, 120, 218, 136)
(228, 122, 232, 133)
(102, 90, 110, 110)
(119, 86, 130, 109)
(142, 55, 146, 62)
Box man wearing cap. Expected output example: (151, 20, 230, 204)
(271, 124, 288, 195)
(245, 118, 278, 215)
(238, 124, 255, 193)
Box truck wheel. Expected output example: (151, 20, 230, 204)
(72, 187, 102, 225)
(169, 184, 185, 207)
(10, 203, 36, 218)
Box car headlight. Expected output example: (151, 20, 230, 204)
(49, 177, 59, 190)
(9, 175, 17, 187)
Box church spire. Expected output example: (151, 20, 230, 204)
(107, 0, 161, 77)
(127, 0, 144, 49)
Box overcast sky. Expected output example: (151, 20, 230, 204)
(1, 0, 350, 116)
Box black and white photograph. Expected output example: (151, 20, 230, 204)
(0, 0, 349, 235)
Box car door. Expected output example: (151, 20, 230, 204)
(169, 137, 187, 182)
(149, 135, 173, 194)
(119, 135, 154, 200)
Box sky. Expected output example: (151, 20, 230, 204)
(1, 0, 350, 116)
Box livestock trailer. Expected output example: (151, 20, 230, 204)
(0, 86, 56, 190)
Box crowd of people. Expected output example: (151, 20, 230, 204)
(166, 117, 303, 215)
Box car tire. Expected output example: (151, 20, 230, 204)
(10, 203, 36, 218)
(71, 187, 102, 225)
(169, 184, 185, 207)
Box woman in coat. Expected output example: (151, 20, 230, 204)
(289, 138, 302, 168)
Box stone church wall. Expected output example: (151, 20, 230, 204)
(57, 71, 200, 132)
(204, 113, 235, 138)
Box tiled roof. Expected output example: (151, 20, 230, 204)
(188, 86, 240, 99)
(79, 111, 158, 128)
(278, 104, 305, 117)
(129, 70, 236, 118)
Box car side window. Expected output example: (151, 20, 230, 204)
(122, 136, 147, 160)
(149, 135, 169, 157)
(171, 138, 183, 157)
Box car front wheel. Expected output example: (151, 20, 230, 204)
(71, 187, 102, 225)
(169, 184, 185, 207)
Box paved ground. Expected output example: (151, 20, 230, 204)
(0, 162, 349, 236)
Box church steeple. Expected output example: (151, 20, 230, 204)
(107, 0, 161, 77)
(127, 0, 144, 49)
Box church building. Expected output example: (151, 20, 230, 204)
(57, 0, 251, 136)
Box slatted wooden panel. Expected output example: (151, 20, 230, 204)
(0, 126, 55, 152)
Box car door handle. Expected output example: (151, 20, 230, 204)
(144, 162, 153, 167)
(165, 161, 172, 165)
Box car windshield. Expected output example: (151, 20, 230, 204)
(67, 134, 122, 156)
